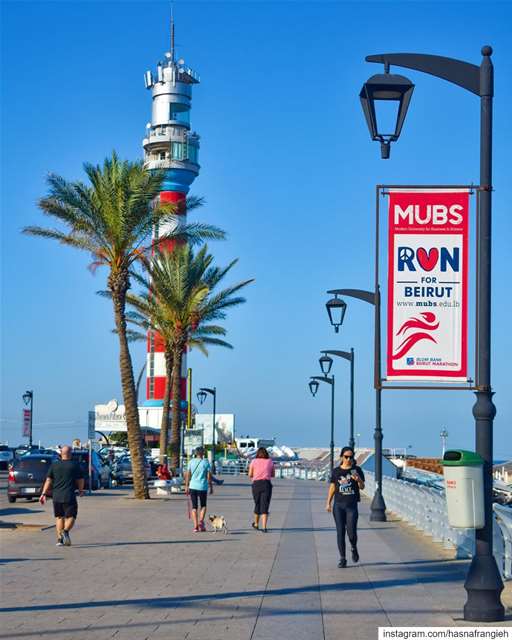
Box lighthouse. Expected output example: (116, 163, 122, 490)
(142, 17, 200, 408)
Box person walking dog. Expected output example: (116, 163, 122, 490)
(248, 447, 274, 532)
(184, 447, 212, 533)
(325, 446, 365, 568)
(40, 445, 85, 546)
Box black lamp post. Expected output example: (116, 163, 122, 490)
(361, 46, 503, 622)
(197, 387, 217, 472)
(309, 372, 335, 475)
(326, 287, 386, 522)
(321, 349, 355, 451)
(22, 390, 33, 448)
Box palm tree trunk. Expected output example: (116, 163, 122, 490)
(111, 281, 149, 499)
(159, 348, 173, 464)
(169, 342, 184, 470)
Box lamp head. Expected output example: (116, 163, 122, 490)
(360, 69, 414, 159)
(319, 354, 333, 376)
(326, 296, 347, 333)
(22, 391, 32, 405)
(308, 380, 319, 397)
(197, 390, 207, 405)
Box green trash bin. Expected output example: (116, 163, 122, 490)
(443, 450, 485, 529)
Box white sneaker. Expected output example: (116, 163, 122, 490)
(56, 536, 64, 547)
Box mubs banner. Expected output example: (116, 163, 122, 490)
(387, 189, 469, 381)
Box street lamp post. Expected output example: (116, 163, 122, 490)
(309, 361, 336, 475)
(326, 288, 386, 522)
(440, 428, 449, 458)
(22, 390, 34, 448)
(320, 349, 355, 451)
(197, 387, 217, 473)
(360, 46, 503, 622)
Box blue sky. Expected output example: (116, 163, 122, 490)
(1, 1, 511, 457)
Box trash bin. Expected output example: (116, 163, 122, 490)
(442, 450, 485, 529)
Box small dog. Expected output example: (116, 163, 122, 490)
(208, 514, 228, 534)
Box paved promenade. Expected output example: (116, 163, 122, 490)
(1, 477, 511, 639)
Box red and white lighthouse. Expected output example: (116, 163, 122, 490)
(142, 18, 200, 410)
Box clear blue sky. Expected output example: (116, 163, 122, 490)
(1, 1, 511, 458)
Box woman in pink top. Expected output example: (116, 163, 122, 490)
(248, 447, 275, 532)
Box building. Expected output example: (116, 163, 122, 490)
(142, 15, 200, 413)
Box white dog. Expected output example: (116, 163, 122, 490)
(208, 514, 228, 534)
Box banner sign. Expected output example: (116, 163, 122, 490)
(195, 414, 235, 445)
(22, 409, 31, 438)
(387, 189, 469, 381)
(184, 428, 204, 456)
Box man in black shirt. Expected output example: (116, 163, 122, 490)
(40, 445, 84, 546)
(325, 446, 365, 568)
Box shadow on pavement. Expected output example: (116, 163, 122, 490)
(73, 538, 232, 548)
(0, 562, 479, 614)
(0, 557, 63, 565)
(0, 507, 45, 516)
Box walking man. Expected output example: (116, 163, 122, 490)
(40, 445, 84, 546)
(184, 447, 212, 532)
(325, 446, 365, 568)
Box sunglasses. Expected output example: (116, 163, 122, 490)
(342, 455, 354, 459)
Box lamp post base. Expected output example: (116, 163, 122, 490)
(464, 555, 505, 622)
(369, 490, 387, 522)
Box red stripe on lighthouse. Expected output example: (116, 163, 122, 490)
(146, 189, 188, 404)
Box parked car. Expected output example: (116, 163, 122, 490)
(0, 445, 14, 470)
(14, 445, 44, 459)
(112, 455, 152, 485)
(7, 453, 58, 503)
(71, 450, 112, 490)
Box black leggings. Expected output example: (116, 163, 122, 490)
(252, 480, 272, 515)
(333, 502, 358, 559)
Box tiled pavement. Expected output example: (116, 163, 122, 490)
(1, 478, 511, 639)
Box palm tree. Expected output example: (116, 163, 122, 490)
(127, 245, 253, 468)
(124, 307, 230, 464)
(23, 152, 224, 498)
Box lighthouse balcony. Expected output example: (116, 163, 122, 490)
(143, 127, 189, 147)
(144, 157, 200, 173)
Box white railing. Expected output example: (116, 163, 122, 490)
(274, 463, 330, 482)
(216, 459, 249, 476)
(494, 504, 512, 579)
(273, 460, 512, 581)
(362, 471, 511, 580)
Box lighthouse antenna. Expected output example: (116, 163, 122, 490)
(170, 4, 175, 63)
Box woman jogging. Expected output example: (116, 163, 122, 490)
(325, 446, 365, 568)
(248, 447, 274, 532)
(184, 447, 212, 533)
